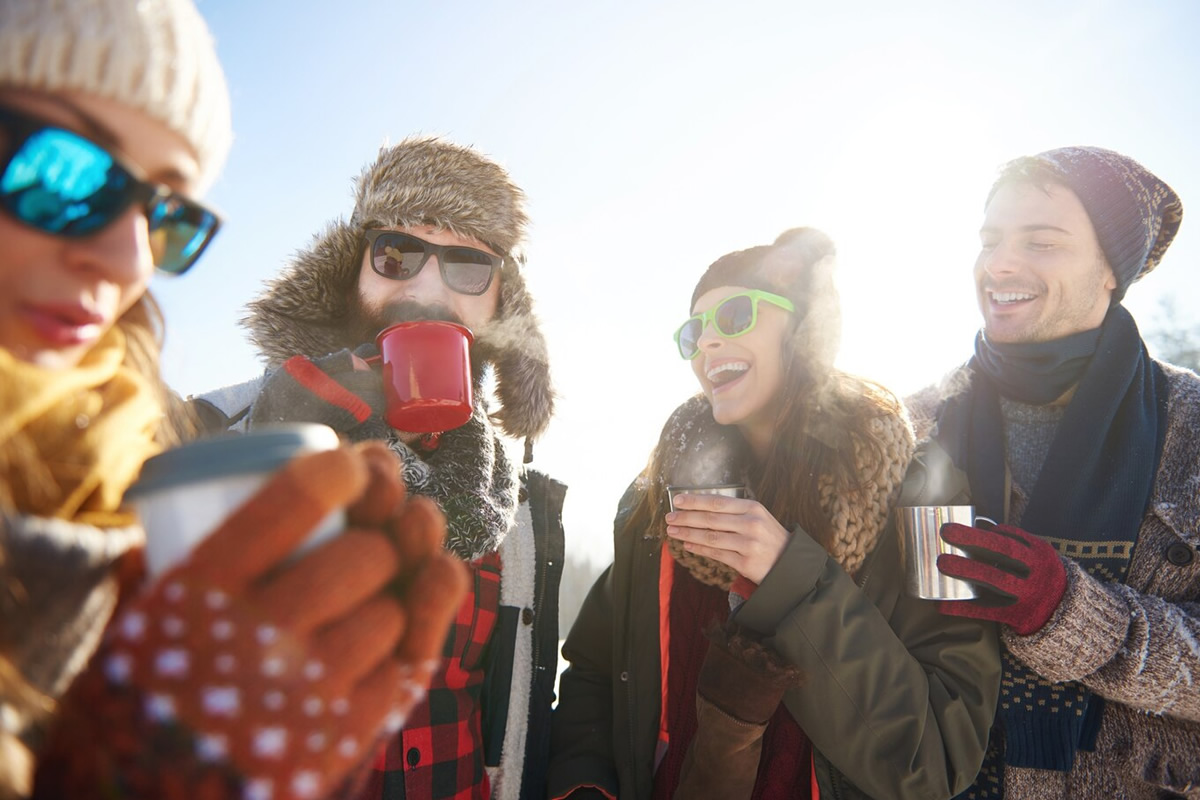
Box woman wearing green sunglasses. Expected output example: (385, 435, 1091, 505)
(550, 228, 999, 800)
(0, 2, 470, 798)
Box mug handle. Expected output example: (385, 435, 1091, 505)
(973, 516, 998, 531)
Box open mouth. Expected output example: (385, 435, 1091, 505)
(988, 290, 1036, 306)
(707, 361, 749, 388)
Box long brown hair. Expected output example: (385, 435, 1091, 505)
(118, 292, 196, 447)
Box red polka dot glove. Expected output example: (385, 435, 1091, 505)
(936, 521, 1068, 636)
(35, 442, 468, 800)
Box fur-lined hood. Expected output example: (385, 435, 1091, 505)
(241, 137, 555, 440)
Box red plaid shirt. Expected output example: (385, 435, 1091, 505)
(358, 551, 503, 800)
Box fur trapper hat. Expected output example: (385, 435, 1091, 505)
(0, 0, 233, 192)
(988, 146, 1183, 302)
(244, 136, 554, 439)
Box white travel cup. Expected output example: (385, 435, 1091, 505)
(125, 423, 345, 578)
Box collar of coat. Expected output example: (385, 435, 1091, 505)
(656, 386, 915, 588)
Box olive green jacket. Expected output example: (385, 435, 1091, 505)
(548, 480, 1000, 800)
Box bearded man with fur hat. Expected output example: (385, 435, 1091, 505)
(908, 147, 1199, 798)
(194, 138, 565, 800)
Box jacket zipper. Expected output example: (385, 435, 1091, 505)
(823, 529, 883, 799)
(625, 538, 645, 787)
(530, 486, 546, 694)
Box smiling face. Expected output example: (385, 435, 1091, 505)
(975, 181, 1117, 344)
(356, 224, 502, 333)
(689, 284, 792, 449)
(0, 89, 201, 369)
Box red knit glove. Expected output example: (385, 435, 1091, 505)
(248, 347, 387, 439)
(36, 442, 468, 800)
(936, 522, 1068, 636)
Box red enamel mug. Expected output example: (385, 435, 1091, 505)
(375, 321, 474, 433)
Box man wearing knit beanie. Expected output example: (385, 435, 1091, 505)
(908, 147, 1198, 798)
(194, 138, 565, 800)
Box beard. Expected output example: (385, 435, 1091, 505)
(348, 294, 488, 383)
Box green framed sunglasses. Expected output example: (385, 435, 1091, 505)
(674, 289, 795, 359)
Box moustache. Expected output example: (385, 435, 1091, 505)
(360, 299, 487, 380)
(373, 299, 465, 329)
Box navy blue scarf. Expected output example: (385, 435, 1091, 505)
(941, 305, 1168, 798)
(972, 326, 1101, 406)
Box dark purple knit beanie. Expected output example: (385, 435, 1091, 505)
(988, 146, 1183, 302)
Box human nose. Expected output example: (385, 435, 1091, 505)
(62, 204, 155, 288)
(696, 317, 724, 351)
(978, 239, 1017, 277)
(405, 254, 452, 300)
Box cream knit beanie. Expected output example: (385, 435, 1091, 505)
(0, 0, 233, 191)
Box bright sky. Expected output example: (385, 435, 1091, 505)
(159, 0, 1200, 568)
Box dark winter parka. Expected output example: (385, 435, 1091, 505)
(548, 393, 1000, 800)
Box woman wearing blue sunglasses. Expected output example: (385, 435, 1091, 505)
(550, 228, 1000, 800)
(0, 2, 469, 798)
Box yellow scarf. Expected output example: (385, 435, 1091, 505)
(0, 328, 162, 526)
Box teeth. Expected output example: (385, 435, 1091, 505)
(991, 291, 1035, 303)
(707, 362, 749, 381)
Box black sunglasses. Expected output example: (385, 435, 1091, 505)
(364, 229, 503, 296)
(0, 105, 221, 275)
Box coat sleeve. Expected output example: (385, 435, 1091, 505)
(734, 528, 1000, 800)
(547, 564, 620, 800)
(1003, 556, 1200, 721)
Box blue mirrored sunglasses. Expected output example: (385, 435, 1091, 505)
(0, 105, 221, 275)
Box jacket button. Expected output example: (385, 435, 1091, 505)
(522, 607, 534, 625)
(1166, 542, 1195, 566)
(619, 671, 629, 682)
(406, 747, 420, 768)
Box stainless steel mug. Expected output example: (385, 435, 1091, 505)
(895, 505, 981, 600)
(666, 484, 747, 512)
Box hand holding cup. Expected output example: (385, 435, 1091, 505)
(666, 491, 790, 585)
(936, 520, 1068, 635)
(42, 442, 468, 798)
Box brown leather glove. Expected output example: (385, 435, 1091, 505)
(675, 625, 803, 800)
(34, 442, 468, 800)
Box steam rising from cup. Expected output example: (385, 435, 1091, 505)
(663, 411, 749, 510)
(667, 417, 747, 488)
